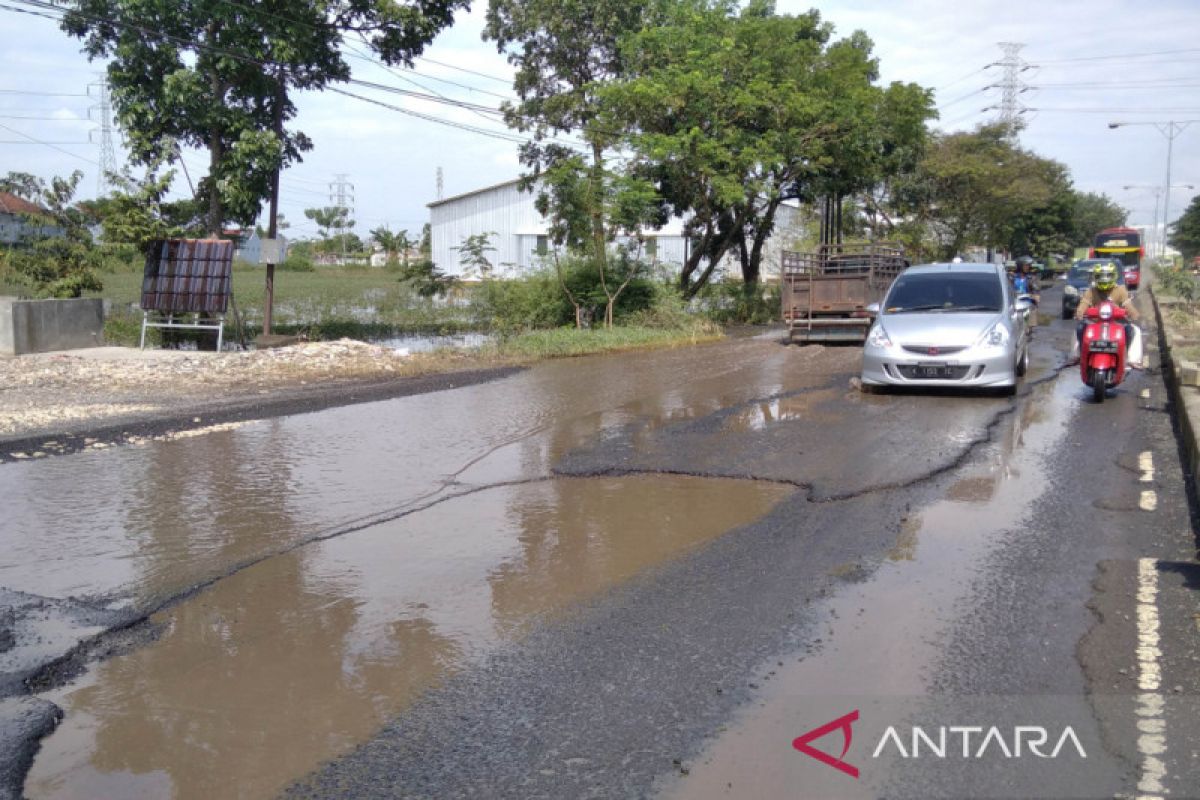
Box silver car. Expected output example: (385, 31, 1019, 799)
(860, 263, 1033, 393)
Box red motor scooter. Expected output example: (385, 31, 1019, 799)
(1080, 301, 1127, 403)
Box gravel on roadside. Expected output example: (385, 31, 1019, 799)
(0, 339, 514, 452)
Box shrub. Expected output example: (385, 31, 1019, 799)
(474, 254, 659, 334)
(279, 254, 316, 272)
(692, 281, 781, 324)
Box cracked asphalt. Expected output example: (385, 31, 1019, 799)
(4, 279, 1199, 799)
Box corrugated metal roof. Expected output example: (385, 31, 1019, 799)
(0, 192, 45, 216)
(427, 178, 524, 209)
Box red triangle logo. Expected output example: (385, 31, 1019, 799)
(792, 709, 860, 779)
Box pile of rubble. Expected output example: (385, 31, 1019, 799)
(0, 340, 422, 437)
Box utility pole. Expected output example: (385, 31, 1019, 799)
(1123, 184, 1195, 257)
(329, 173, 355, 258)
(436, 166, 444, 201)
(1110, 120, 1198, 259)
(264, 75, 285, 337)
(87, 75, 117, 196)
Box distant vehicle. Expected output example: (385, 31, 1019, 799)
(781, 243, 908, 344)
(1124, 264, 1141, 290)
(860, 263, 1032, 394)
(1061, 259, 1125, 319)
(1090, 227, 1143, 269)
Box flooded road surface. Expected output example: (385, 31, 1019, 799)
(0, 338, 829, 610)
(7, 337, 836, 798)
(27, 476, 790, 800)
(11, 313, 1177, 799)
(658, 373, 1125, 799)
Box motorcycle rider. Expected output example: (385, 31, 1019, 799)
(1012, 256, 1040, 329)
(1011, 256, 1040, 298)
(1074, 261, 1140, 366)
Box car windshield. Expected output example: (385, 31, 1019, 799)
(884, 272, 1002, 313)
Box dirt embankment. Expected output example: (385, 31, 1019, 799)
(0, 340, 520, 459)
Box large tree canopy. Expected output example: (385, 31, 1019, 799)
(1069, 191, 1127, 248)
(613, 1, 933, 290)
(1169, 194, 1200, 261)
(909, 122, 1073, 260)
(60, 0, 466, 234)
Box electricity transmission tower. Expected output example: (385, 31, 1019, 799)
(985, 42, 1032, 126)
(329, 173, 355, 256)
(88, 76, 117, 195)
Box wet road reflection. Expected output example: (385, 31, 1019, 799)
(27, 476, 791, 800)
(659, 371, 1078, 799)
(0, 339, 824, 611)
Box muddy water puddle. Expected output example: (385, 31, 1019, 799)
(660, 374, 1077, 799)
(26, 475, 792, 800)
(0, 338, 818, 611)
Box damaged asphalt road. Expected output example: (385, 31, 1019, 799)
(7, 285, 1200, 798)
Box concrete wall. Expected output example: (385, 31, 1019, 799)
(0, 297, 104, 356)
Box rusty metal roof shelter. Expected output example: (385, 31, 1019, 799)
(139, 238, 234, 350)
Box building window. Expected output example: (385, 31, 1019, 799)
(645, 236, 657, 259)
(536, 235, 548, 256)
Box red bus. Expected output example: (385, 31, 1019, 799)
(1089, 227, 1143, 268)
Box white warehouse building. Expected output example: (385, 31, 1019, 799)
(428, 178, 804, 279)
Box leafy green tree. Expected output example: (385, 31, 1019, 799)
(611, 0, 933, 292)
(398, 258, 456, 297)
(1070, 191, 1127, 248)
(1169, 194, 1200, 261)
(0, 171, 103, 298)
(1003, 159, 1075, 260)
(304, 206, 359, 256)
(99, 158, 205, 252)
(452, 232, 498, 279)
(911, 122, 1068, 259)
(61, 0, 467, 235)
(371, 226, 414, 267)
(485, 0, 660, 309)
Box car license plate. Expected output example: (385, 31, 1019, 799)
(915, 363, 950, 378)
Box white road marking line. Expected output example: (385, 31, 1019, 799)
(1136, 558, 1166, 799)
(1139, 451, 1155, 484)
(1140, 491, 1158, 511)
(1141, 389, 1151, 400)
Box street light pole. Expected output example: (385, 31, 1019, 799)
(1109, 120, 1197, 260)
(1123, 184, 1195, 257)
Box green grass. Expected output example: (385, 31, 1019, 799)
(90, 264, 479, 338)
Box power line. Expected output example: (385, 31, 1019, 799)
(937, 86, 988, 109)
(1039, 46, 1200, 64)
(3, 0, 577, 149)
(1028, 107, 1200, 114)
(0, 120, 98, 164)
(0, 88, 89, 97)
(0, 114, 89, 121)
(1034, 83, 1200, 91)
(936, 67, 988, 92)
(416, 56, 513, 86)
(327, 86, 535, 145)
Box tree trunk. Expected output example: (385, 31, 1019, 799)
(589, 140, 607, 273)
(744, 199, 781, 287)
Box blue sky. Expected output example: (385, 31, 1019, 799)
(1, 1, 1197, 246)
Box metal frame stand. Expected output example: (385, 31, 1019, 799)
(140, 311, 225, 351)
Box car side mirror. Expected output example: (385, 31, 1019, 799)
(866, 302, 880, 314)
